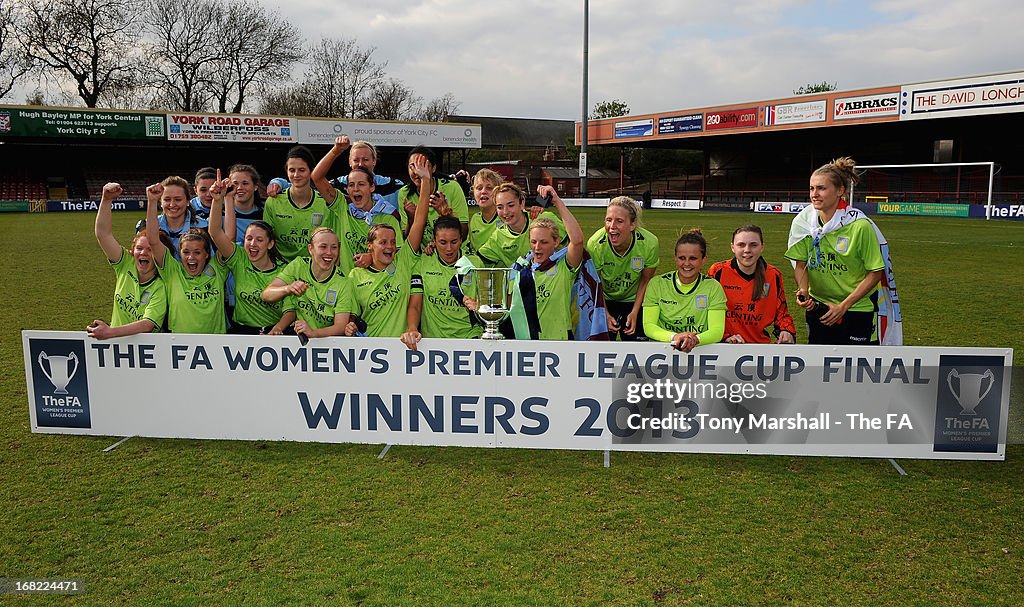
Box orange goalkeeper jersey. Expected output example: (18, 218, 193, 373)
(707, 259, 796, 344)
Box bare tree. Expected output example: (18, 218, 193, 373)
(208, 0, 301, 113)
(24, 89, 45, 105)
(259, 82, 320, 117)
(359, 78, 422, 121)
(144, 0, 224, 111)
(419, 93, 461, 122)
(16, 0, 144, 107)
(259, 36, 387, 119)
(0, 0, 31, 99)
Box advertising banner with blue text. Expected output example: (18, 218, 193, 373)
(23, 332, 1012, 461)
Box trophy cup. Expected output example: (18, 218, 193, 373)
(947, 368, 995, 416)
(471, 267, 511, 340)
(38, 351, 79, 395)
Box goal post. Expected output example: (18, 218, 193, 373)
(852, 161, 996, 220)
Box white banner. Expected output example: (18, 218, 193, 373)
(753, 201, 810, 214)
(23, 332, 1012, 460)
(296, 119, 481, 148)
(765, 100, 827, 126)
(833, 92, 900, 120)
(650, 199, 702, 210)
(166, 113, 297, 142)
(562, 197, 610, 208)
(900, 71, 1024, 120)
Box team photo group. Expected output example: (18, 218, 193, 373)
(89, 137, 901, 351)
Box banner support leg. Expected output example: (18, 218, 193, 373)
(888, 458, 907, 476)
(377, 444, 393, 460)
(603, 449, 610, 468)
(103, 436, 134, 452)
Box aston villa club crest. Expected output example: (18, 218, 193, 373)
(204, 266, 216, 277)
(835, 236, 850, 253)
(630, 256, 643, 271)
(325, 289, 338, 305)
(695, 294, 708, 309)
(140, 290, 151, 305)
(312, 213, 324, 227)
(761, 282, 770, 298)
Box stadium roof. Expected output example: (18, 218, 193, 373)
(449, 115, 574, 148)
(579, 69, 1024, 146)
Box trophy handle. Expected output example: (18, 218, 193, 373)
(978, 369, 995, 403)
(68, 352, 79, 385)
(946, 369, 958, 399)
(38, 352, 54, 384)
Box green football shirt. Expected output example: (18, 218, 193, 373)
(465, 211, 500, 256)
(586, 226, 660, 302)
(642, 272, 727, 335)
(277, 258, 355, 330)
(332, 199, 405, 257)
(476, 211, 565, 268)
(532, 256, 581, 341)
(398, 177, 469, 242)
(110, 248, 167, 330)
(263, 189, 339, 262)
(413, 253, 483, 339)
(349, 246, 418, 337)
(784, 218, 884, 313)
(157, 255, 229, 334)
(223, 247, 286, 329)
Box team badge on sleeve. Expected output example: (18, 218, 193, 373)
(325, 289, 338, 305)
(312, 213, 324, 227)
(630, 256, 643, 271)
(695, 294, 708, 309)
(835, 236, 850, 253)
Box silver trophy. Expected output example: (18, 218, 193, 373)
(947, 368, 995, 416)
(471, 267, 511, 340)
(38, 351, 79, 395)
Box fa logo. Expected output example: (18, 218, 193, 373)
(835, 236, 850, 254)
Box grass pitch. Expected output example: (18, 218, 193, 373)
(1, 209, 1022, 605)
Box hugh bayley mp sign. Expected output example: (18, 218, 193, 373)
(23, 332, 1012, 461)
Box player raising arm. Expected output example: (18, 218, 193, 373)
(207, 171, 291, 335)
(146, 178, 229, 334)
(87, 182, 167, 339)
(349, 152, 433, 338)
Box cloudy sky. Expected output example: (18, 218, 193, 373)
(261, 0, 1024, 120)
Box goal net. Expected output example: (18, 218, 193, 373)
(851, 162, 998, 218)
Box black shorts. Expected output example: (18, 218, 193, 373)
(805, 306, 877, 345)
(606, 300, 648, 341)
